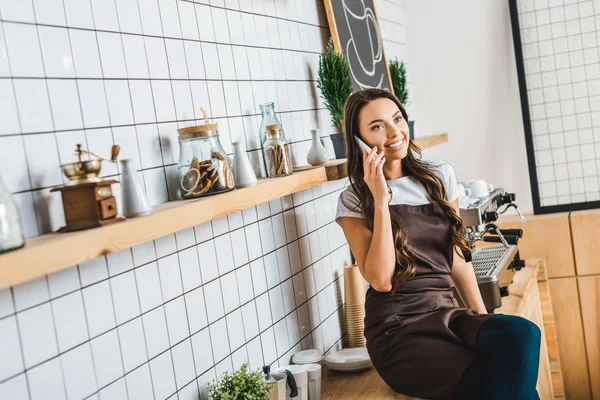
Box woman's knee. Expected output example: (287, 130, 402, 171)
(499, 317, 542, 359)
(481, 315, 541, 350)
(507, 316, 540, 344)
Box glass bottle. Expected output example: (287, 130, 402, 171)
(263, 124, 293, 178)
(177, 122, 235, 199)
(259, 103, 285, 142)
(0, 175, 25, 254)
(259, 103, 285, 174)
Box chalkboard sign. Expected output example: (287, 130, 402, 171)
(324, 0, 392, 92)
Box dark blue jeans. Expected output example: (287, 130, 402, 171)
(451, 314, 541, 400)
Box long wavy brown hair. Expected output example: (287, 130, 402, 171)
(342, 89, 471, 294)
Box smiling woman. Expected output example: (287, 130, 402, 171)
(336, 89, 542, 399)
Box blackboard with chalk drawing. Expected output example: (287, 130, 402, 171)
(323, 0, 392, 92)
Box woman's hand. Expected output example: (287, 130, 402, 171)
(363, 147, 389, 206)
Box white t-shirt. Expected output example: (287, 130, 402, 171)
(335, 161, 460, 225)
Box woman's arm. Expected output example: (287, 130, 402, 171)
(449, 198, 488, 314)
(338, 203, 396, 292)
(337, 148, 396, 292)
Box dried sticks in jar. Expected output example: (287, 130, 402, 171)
(266, 143, 292, 177)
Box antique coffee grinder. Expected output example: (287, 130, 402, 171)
(51, 144, 123, 232)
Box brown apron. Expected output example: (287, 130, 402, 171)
(364, 202, 494, 400)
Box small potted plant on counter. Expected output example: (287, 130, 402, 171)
(317, 38, 353, 159)
(208, 363, 271, 400)
(389, 58, 414, 139)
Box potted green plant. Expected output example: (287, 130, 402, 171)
(317, 38, 353, 159)
(389, 58, 415, 139)
(207, 363, 272, 400)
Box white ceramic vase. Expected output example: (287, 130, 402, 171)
(232, 142, 257, 188)
(119, 159, 150, 217)
(307, 129, 329, 166)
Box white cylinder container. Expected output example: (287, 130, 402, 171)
(119, 159, 150, 217)
(232, 141, 258, 188)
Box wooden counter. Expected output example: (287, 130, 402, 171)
(321, 259, 555, 400)
(321, 364, 419, 400)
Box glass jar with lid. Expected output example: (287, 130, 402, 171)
(263, 124, 293, 178)
(177, 121, 235, 199)
(259, 102, 285, 174)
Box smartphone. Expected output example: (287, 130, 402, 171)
(355, 136, 372, 153)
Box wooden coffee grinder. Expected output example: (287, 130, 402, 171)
(52, 144, 124, 232)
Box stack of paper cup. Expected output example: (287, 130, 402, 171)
(344, 264, 367, 348)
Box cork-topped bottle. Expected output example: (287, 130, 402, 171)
(262, 124, 293, 178)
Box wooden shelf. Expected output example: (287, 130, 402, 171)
(415, 132, 448, 149)
(0, 133, 447, 289)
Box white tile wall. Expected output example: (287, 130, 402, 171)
(517, 0, 600, 207)
(0, 0, 407, 399)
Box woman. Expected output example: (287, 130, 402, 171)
(335, 89, 541, 400)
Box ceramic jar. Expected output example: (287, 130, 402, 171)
(306, 129, 329, 166)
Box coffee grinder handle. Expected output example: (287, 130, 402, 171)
(110, 145, 120, 162)
(75, 144, 120, 163)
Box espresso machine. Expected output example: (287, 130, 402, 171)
(453, 188, 526, 313)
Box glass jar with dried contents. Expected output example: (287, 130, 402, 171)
(263, 124, 293, 178)
(177, 120, 235, 199)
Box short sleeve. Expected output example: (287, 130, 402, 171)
(335, 187, 365, 226)
(437, 162, 460, 203)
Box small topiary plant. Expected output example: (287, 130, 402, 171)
(207, 363, 271, 400)
(389, 58, 409, 106)
(317, 38, 353, 132)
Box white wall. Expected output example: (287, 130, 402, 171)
(404, 0, 535, 215)
(377, 0, 418, 120)
(0, 1, 409, 400)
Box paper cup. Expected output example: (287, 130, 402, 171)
(345, 310, 365, 317)
(345, 313, 365, 318)
(345, 316, 365, 321)
(345, 309, 365, 314)
(347, 330, 366, 337)
(345, 315, 365, 319)
(344, 304, 365, 310)
(344, 265, 366, 305)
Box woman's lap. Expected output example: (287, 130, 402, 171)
(376, 332, 473, 398)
